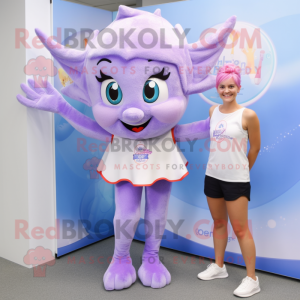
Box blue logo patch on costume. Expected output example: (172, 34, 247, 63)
(133, 143, 152, 164)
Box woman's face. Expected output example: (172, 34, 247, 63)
(217, 77, 241, 103)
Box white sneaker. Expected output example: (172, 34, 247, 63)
(197, 263, 228, 280)
(233, 276, 261, 297)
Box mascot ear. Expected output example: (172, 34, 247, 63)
(35, 28, 92, 106)
(186, 16, 237, 95)
(153, 9, 161, 17)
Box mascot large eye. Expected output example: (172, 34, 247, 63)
(143, 78, 168, 104)
(101, 79, 123, 106)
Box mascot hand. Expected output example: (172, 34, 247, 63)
(17, 79, 66, 114)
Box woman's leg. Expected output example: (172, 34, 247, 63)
(207, 196, 229, 267)
(225, 196, 256, 280)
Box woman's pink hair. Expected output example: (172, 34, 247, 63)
(216, 63, 241, 88)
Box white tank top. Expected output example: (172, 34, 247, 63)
(205, 105, 250, 182)
(97, 129, 188, 186)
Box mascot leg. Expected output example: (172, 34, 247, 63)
(103, 181, 142, 290)
(138, 180, 172, 288)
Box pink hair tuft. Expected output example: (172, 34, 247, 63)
(216, 63, 241, 88)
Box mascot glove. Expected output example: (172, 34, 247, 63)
(17, 79, 67, 114)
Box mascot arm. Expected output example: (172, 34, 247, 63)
(173, 117, 210, 142)
(16, 79, 111, 141)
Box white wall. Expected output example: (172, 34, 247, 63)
(0, 0, 56, 268)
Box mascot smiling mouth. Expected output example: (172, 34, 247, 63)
(121, 118, 151, 132)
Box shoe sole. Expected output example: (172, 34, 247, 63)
(197, 273, 229, 281)
(233, 287, 261, 297)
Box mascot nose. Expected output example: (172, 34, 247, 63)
(122, 108, 145, 123)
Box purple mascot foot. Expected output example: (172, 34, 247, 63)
(103, 256, 137, 290)
(138, 256, 171, 288)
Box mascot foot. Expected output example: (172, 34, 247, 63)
(138, 256, 171, 288)
(103, 256, 136, 290)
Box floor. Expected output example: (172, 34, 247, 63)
(1, 237, 299, 300)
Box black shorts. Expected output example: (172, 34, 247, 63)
(204, 175, 251, 201)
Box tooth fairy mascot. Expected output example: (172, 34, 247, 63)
(17, 6, 236, 290)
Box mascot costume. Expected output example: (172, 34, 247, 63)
(17, 6, 236, 290)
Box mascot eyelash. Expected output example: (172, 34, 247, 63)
(96, 70, 113, 83)
(148, 68, 170, 81)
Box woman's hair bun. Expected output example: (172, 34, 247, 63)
(221, 63, 241, 75)
(216, 63, 241, 88)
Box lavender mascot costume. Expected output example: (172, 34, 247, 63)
(17, 6, 236, 290)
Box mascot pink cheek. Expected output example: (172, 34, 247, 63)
(92, 103, 119, 128)
(150, 97, 186, 124)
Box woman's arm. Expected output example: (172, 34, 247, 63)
(245, 109, 261, 170)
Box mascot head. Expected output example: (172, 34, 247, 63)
(36, 6, 236, 139)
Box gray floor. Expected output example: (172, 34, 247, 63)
(1, 237, 299, 300)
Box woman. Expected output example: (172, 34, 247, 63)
(197, 64, 261, 298)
